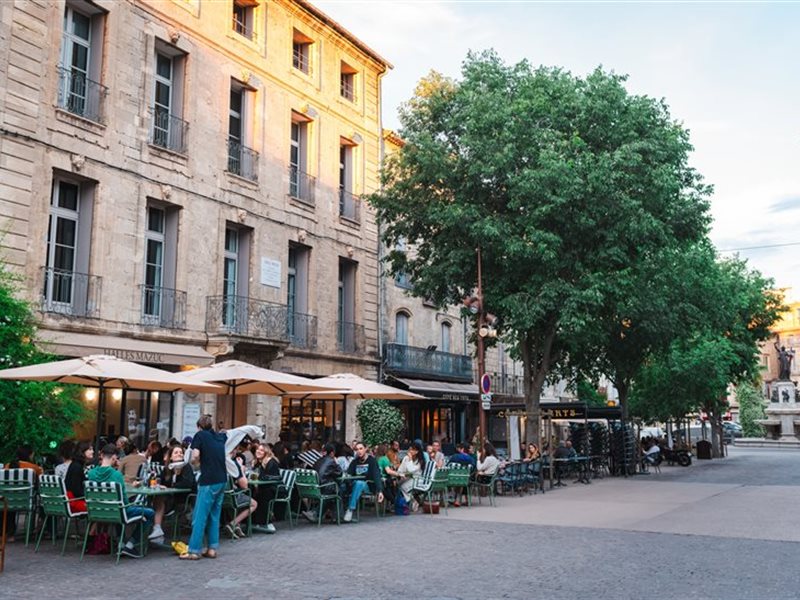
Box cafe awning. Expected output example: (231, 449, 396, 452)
(37, 330, 215, 367)
(389, 377, 478, 402)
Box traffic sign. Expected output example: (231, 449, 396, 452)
(480, 374, 491, 394)
(481, 392, 492, 403)
(481, 401, 491, 410)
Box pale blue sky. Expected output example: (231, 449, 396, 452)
(318, 0, 800, 296)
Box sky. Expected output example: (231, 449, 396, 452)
(317, 0, 800, 298)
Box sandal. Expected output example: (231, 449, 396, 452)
(202, 549, 217, 559)
(179, 552, 201, 561)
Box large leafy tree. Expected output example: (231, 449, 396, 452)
(0, 265, 87, 461)
(371, 51, 710, 444)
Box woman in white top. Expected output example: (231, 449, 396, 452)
(476, 442, 500, 483)
(387, 442, 424, 502)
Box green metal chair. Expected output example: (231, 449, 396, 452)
(0, 468, 36, 546)
(471, 470, 499, 507)
(445, 464, 472, 507)
(295, 468, 341, 527)
(421, 467, 450, 515)
(81, 481, 146, 564)
(222, 477, 253, 539)
(35, 474, 87, 555)
(267, 469, 297, 528)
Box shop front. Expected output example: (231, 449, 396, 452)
(279, 396, 347, 449)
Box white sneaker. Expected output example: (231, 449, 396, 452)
(148, 525, 165, 540)
(343, 509, 353, 523)
(265, 523, 276, 534)
(301, 510, 316, 523)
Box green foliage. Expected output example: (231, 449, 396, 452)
(0, 266, 88, 461)
(355, 399, 405, 447)
(576, 378, 607, 408)
(737, 381, 766, 438)
(370, 51, 712, 442)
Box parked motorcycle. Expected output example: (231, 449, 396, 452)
(660, 444, 692, 467)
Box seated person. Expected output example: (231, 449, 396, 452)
(523, 443, 541, 462)
(386, 442, 424, 511)
(149, 445, 195, 541)
(249, 442, 280, 533)
(448, 442, 477, 469)
(554, 441, 572, 459)
(643, 441, 661, 468)
(54, 440, 75, 479)
(476, 442, 500, 483)
(226, 451, 257, 538)
(3, 445, 43, 542)
(343, 442, 384, 523)
(430, 441, 445, 468)
(88, 444, 154, 557)
(117, 442, 145, 485)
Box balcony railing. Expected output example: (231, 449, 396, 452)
(57, 66, 106, 123)
(227, 138, 259, 181)
(40, 267, 101, 318)
(287, 311, 318, 349)
(139, 285, 187, 329)
(206, 295, 289, 342)
(288, 166, 315, 205)
(339, 189, 361, 223)
(150, 108, 188, 153)
(337, 321, 365, 354)
(384, 343, 473, 383)
(492, 372, 525, 397)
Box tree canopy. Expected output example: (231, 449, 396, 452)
(371, 51, 712, 444)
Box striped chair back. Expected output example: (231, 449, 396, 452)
(83, 481, 130, 525)
(137, 461, 165, 481)
(297, 450, 323, 468)
(446, 464, 471, 487)
(278, 468, 297, 500)
(0, 468, 36, 512)
(39, 474, 85, 518)
(412, 460, 436, 493)
(294, 468, 323, 500)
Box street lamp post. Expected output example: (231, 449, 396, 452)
(476, 247, 487, 454)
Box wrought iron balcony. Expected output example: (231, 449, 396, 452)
(150, 108, 188, 153)
(227, 138, 259, 181)
(40, 267, 101, 318)
(383, 343, 473, 383)
(339, 189, 361, 223)
(139, 285, 187, 329)
(206, 295, 289, 342)
(287, 311, 318, 349)
(288, 166, 315, 205)
(57, 66, 107, 123)
(492, 372, 525, 397)
(337, 321, 365, 354)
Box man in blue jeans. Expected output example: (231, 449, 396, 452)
(87, 444, 154, 558)
(182, 414, 227, 560)
(343, 442, 384, 523)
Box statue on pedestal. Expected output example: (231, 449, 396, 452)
(774, 342, 795, 381)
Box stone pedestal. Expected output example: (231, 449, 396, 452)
(762, 380, 800, 440)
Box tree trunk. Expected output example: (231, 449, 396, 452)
(616, 378, 629, 421)
(521, 321, 558, 448)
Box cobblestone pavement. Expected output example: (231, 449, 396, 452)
(2, 447, 798, 600)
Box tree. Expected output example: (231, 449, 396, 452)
(355, 399, 405, 447)
(0, 265, 87, 461)
(737, 381, 766, 438)
(370, 51, 711, 445)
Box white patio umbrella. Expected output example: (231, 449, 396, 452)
(0, 354, 223, 449)
(282, 372, 425, 400)
(179, 359, 342, 424)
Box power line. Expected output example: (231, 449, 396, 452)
(718, 241, 800, 253)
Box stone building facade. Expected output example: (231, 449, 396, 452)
(0, 0, 389, 448)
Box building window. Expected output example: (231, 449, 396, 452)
(58, 2, 106, 122)
(340, 62, 356, 102)
(337, 258, 358, 352)
(141, 203, 182, 328)
(395, 312, 409, 346)
(339, 142, 360, 222)
(287, 244, 314, 348)
(227, 82, 258, 180)
(232, 0, 256, 40)
(151, 43, 187, 153)
(43, 177, 97, 317)
(281, 397, 345, 447)
(289, 114, 314, 204)
(222, 225, 250, 331)
(441, 322, 451, 354)
(292, 29, 312, 74)
(394, 237, 412, 289)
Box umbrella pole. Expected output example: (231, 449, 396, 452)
(95, 381, 105, 453)
(230, 382, 237, 429)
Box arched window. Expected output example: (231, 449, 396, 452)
(395, 311, 409, 345)
(440, 321, 451, 353)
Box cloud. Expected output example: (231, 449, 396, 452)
(769, 196, 800, 214)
